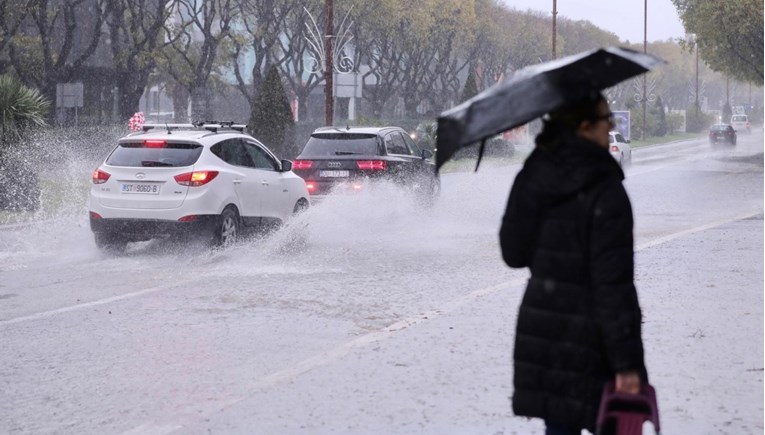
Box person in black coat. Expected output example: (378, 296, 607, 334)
(499, 92, 647, 434)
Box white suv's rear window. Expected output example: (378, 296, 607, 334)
(106, 142, 203, 167)
(732, 115, 747, 122)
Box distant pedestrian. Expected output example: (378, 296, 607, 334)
(499, 92, 648, 434)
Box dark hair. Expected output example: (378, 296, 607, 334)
(535, 92, 606, 149)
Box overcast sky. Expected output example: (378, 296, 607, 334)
(501, 0, 687, 43)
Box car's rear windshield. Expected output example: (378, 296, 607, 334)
(106, 142, 203, 167)
(300, 133, 380, 157)
(711, 125, 729, 131)
(732, 115, 747, 122)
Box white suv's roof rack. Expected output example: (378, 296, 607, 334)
(141, 122, 247, 133)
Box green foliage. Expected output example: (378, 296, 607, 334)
(685, 104, 714, 132)
(460, 69, 478, 103)
(0, 74, 49, 150)
(627, 95, 669, 138)
(649, 96, 667, 136)
(665, 111, 685, 133)
(721, 101, 732, 121)
(249, 66, 295, 157)
(672, 0, 763, 84)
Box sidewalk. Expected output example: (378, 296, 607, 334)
(178, 214, 763, 434)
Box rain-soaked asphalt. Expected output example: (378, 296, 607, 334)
(0, 131, 762, 434)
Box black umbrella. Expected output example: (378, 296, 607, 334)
(435, 46, 665, 171)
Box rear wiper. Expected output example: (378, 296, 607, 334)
(334, 151, 364, 155)
(141, 160, 174, 167)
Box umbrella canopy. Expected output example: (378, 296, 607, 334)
(435, 46, 665, 171)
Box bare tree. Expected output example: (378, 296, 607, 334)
(8, 0, 106, 119)
(159, 0, 236, 121)
(351, 9, 404, 119)
(0, 0, 33, 70)
(227, 0, 296, 109)
(277, 3, 325, 121)
(105, 0, 174, 119)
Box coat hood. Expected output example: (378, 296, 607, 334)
(500, 133, 623, 268)
(521, 133, 623, 201)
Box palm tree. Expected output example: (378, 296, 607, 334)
(0, 74, 49, 151)
(0, 74, 49, 211)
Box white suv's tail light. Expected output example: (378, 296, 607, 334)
(174, 170, 219, 186)
(610, 146, 619, 152)
(92, 169, 111, 184)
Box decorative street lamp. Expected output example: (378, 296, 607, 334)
(303, 3, 355, 126)
(633, 76, 657, 108)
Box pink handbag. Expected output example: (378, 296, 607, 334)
(595, 381, 660, 435)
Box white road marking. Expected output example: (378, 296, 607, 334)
(636, 211, 761, 251)
(0, 282, 192, 326)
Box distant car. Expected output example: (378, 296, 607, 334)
(89, 122, 310, 251)
(730, 114, 751, 134)
(292, 126, 440, 202)
(608, 131, 632, 166)
(709, 123, 737, 145)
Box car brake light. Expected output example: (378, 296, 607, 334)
(305, 181, 316, 193)
(610, 146, 619, 152)
(175, 170, 219, 186)
(144, 140, 166, 148)
(178, 215, 198, 222)
(89, 211, 102, 219)
(293, 160, 313, 170)
(356, 160, 386, 170)
(92, 169, 110, 184)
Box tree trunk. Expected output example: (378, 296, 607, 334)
(191, 87, 213, 122)
(170, 87, 190, 123)
(117, 77, 146, 121)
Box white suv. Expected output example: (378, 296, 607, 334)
(730, 114, 751, 134)
(608, 131, 632, 167)
(89, 122, 309, 250)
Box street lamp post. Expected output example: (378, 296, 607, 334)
(325, 0, 334, 126)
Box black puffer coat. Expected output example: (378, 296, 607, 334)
(499, 133, 646, 431)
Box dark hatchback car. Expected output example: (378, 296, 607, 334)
(292, 126, 439, 201)
(709, 123, 737, 145)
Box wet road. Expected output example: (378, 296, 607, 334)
(0, 131, 762, 434)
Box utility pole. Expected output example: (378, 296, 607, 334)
(325, 0, 334, 126)
(694, 35, 699, 116)
(642, 0, 647, 141)
(552, 0, 557, 59)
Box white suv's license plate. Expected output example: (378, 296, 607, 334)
(121, 183, 160, 194)
(319, 170, 349, 178)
